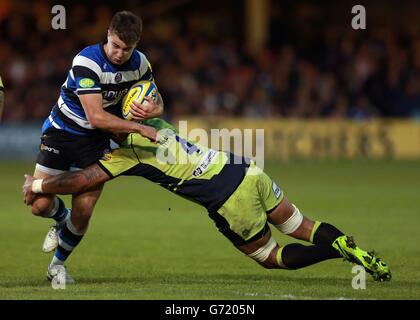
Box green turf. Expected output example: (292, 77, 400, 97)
(1, 160, 419, 300)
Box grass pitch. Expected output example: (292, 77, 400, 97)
(1, 160, 419, 300)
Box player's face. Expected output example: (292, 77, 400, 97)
(105, 32, 136, 65)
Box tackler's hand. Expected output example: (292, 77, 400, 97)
(22, 174, 37, 205)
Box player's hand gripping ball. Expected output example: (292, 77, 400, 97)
(122, 80, 158, 121)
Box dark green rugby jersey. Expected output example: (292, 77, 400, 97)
(98, 118, 249, 212)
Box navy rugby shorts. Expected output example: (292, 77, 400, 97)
(36, 127, 111, 174)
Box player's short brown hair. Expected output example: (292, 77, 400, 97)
(109, 11, 143, 45)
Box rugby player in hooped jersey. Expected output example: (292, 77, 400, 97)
(29, 11, 163, 282)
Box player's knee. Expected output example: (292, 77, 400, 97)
(31, 196, 54, 217)
(31, 205, 44, 217)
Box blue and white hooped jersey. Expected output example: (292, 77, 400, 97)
(43, 43, 154, 136)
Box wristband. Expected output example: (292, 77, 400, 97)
(32, 179, 44, 193)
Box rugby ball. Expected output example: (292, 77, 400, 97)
(121, 80, 158, 121)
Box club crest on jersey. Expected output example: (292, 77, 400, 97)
(79, 78, 95, 88)
(115, 72, 122, 83)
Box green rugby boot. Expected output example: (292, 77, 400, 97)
(332, 235, 391, 282)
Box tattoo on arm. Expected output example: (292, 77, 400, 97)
(56, 172, 82, 189)
(81, 165, 105, 184)
(44, 165, 108, 194)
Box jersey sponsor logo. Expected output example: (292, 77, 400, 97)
(79, 78, 95, 88)
(40, 143, 60, 155)
(115, 72, 122, 83)
(192, 150, 218, 177)
(272, 181, 282, 199)
(102, 88, 129, 102)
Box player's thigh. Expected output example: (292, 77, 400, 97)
(208, 166, 284, 268)
(66, 134, 109, 221)
(252, 164, 286, 218)
(33, 128, 74, 213)
(208, 162, 277, 247)
(256, 167, 310, 227)
(236, 163, 295, 230)
(210, 170, 268, 244)
(267, 196, 315, 241)
(266, 197, 295, 225)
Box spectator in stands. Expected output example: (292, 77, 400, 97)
(1, 1, 420, 121)
(0, 76, 4, 121)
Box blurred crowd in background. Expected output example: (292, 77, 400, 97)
(1, 0, 420, 122)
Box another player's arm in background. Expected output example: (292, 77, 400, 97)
(0, 76, 4, 121)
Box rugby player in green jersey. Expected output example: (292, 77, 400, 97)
(23, 118, 391, 282)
